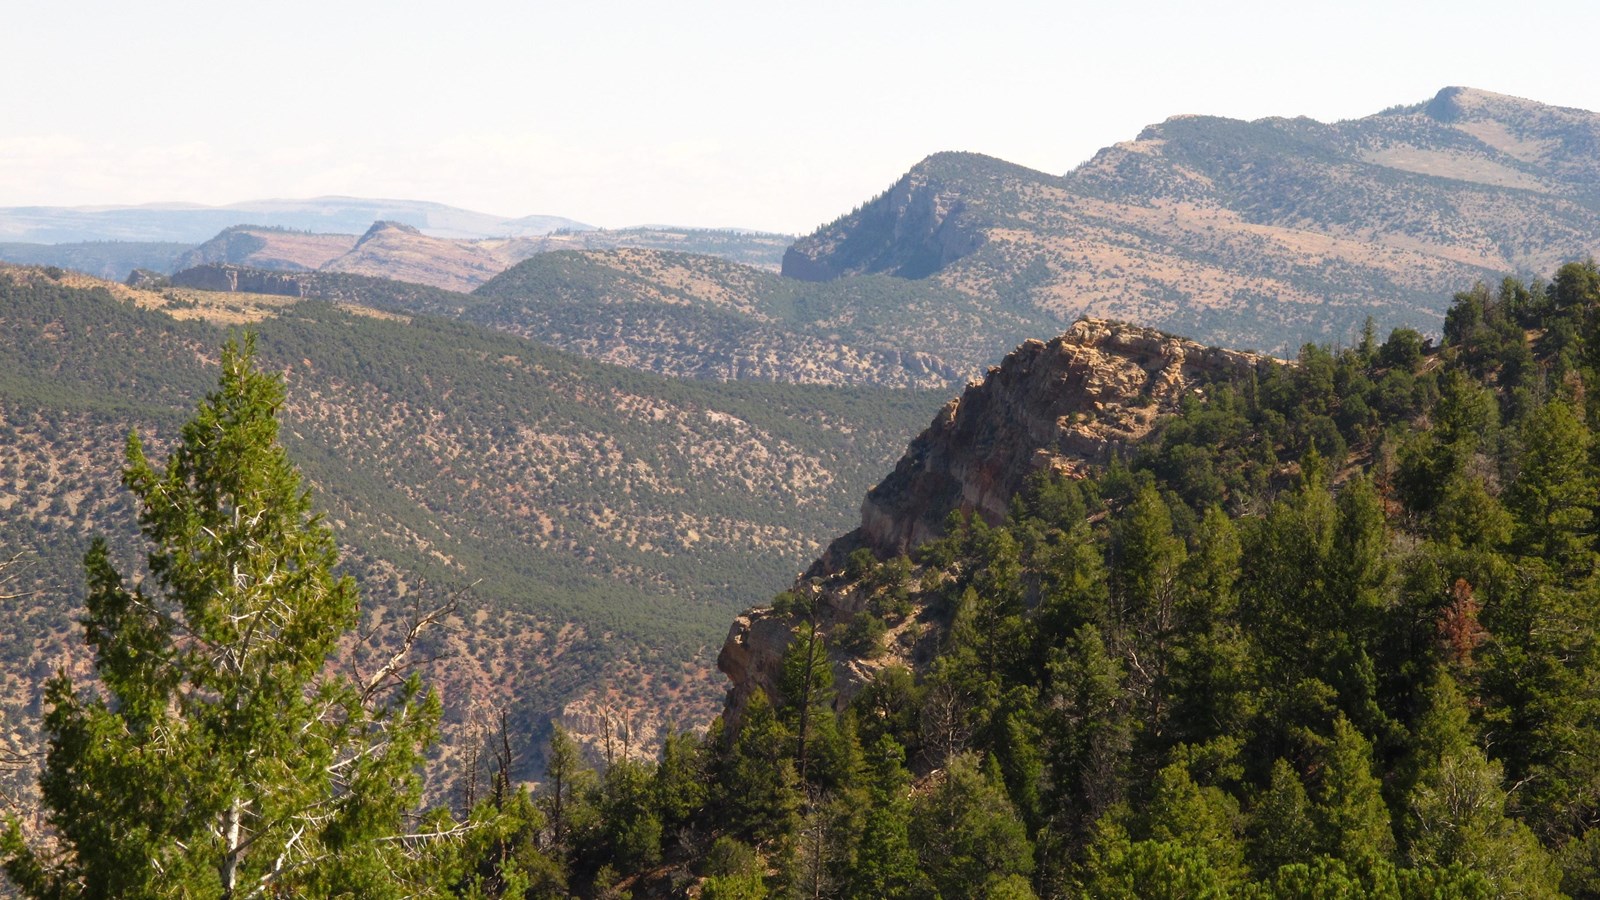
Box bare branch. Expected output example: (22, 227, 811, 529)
(0, 549, 37, 601)
(356, 583, 475, 704)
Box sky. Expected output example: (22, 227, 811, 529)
(6, 0, 1600, 235)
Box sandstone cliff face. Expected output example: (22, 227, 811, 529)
(718, 319, 1273, 723)
(841, 318, 1269, 562)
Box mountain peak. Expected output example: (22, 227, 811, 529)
(357, 220, 422, 245)
(1421, 85, 1586, 123)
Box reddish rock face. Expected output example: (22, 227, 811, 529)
(718, 318, 1274, 725)
(816, 318, 1270, 571)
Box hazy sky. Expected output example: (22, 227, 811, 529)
(6, 0, 1599, 234)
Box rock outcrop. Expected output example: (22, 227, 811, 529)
(818, 318, 1269, 569)
(718, 318, 1273, 724)
(170, 263, 310, 296)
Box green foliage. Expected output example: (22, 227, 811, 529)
(0, 269, 946, 784)
(1402, 672, 1561, 897)
(2, 335, 449, 897)
(1506, 396, 1596, 574)
(588, 261, 1600, 896)
(1380, 327, 1428, 371)
(1315, 716, 1396, 871)
(719, 691, 802, 848)
(23, 249, 1600, 895)
(909, 752, 1034, 898)
(1249, 760, 1317, 879)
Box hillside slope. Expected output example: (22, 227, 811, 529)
(510, 227, 792, 271)
(174, 222, 539, 292)
(786, 87, 1600, 353)
(693, 261, 1600, 899)
(169, 252, 1028, 389)
(0, 264, 944, 785)
(469, 247, 1058, 388)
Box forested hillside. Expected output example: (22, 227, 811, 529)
(468, 249, 1033, 388)
(0, 264, 944, 793)
(425, 261, 1600, 897)
(17, 255, 1600, 895)
(170, 250, 1043, 388)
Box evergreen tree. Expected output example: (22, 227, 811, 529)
(1142, 759, 1248, 887)
(653, 730, 709, 836)
(843, 737, 923, 900)
(720, 691, 801, 849)
(1403, 672, 1560, 897)
(1315, 716, 1396, 875)
(1168, 506, 1254, 746)
(540, 724, 593, 867)
(1043, 625, 1132, 843)
(779, 620, 834, 788)
(596, 758, 662, 876)
(1079, 816, 1234, 900)
(1506, 396, 1596, 575)
(2, 335, 448, 898)
(910, 752, 1034, 899)
(1248, 759, 1317, 878)
(1109, 484, 1186, 642)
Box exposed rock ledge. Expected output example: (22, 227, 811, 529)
(718, 318, 1273, 724)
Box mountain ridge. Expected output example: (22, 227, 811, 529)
(0, 197, 593, 243)
(785, 86, 1600, 355)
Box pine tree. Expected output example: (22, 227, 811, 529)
(1, 335, 449, 898)
(909, 752, 1034, 899)
(779, 620, 834, 788)
(1403, 672, 1560, 897)
(1142, 760, 1247, 886)
(843, 737, 923, 899)
(720, 690, 801, 849)
(1506, 396, 1596, 575)
(1316, 716, 1396, 874)
(653, 730, 709, 836)
(1248, 759, 1316, 878)
(1169, 506, 1254, 746)
(1044, 625, 1131, 842)
(540, 724, 593, 865)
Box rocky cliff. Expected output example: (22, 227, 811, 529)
(170, 263, 310, 296)
(822, 318, 1269, 568)
(717, 318, 1273, 723)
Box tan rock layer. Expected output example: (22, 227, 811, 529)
(719, 319, 1273, 725)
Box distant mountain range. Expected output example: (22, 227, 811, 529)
(14, 87, 1598, 357)
(0, 196, 590, 243)
(0, 220, 796, 290)
(146, 87, 1600, 386)
(787, 86, 1600, 353)
(174, 222, 545, 293)
(165, 222, 794, 291)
